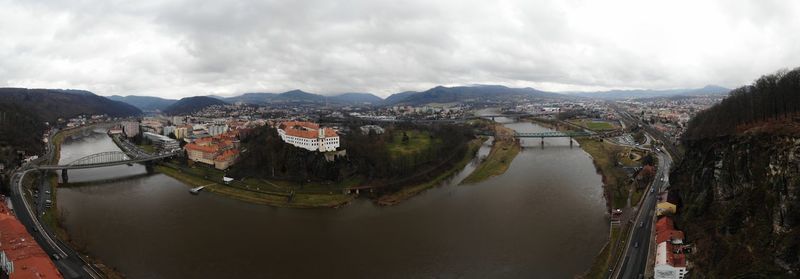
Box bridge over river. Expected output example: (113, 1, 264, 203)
(36, 151, 178, 182)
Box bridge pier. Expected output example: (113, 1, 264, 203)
(61, 169, 68, 184)
(145, 162, 155, 174)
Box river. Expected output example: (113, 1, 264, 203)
(56, 120, 608, 278)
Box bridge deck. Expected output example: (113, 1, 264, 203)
(514, 131, 592, 138)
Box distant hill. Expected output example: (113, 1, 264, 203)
(224, 93, 277, 104)
(163, 96, 227, 115)
(0, 88, 141, 122)
(222, 90, 383, 105)
(108, 95, 177, 111)
(567, 85, 730, 100)
(330, 93, 383, 104)
(0, 88, 142, 154)
(271, 90, 324, 102)
(383, 85, 564, 105)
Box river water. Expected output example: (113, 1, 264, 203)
(56, 120, 608, 278)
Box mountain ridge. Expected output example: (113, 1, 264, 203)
(163, 96, 227, 115)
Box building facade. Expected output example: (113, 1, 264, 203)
(184, 132, 239, 170)
(143, 132, 180, 152)
(122, 121, 140, 138)
(277, 121, 339, 152)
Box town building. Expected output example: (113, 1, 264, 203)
(654, 242, 688, 279)
(654, 216, 689, 279)
(122, 121, 140, 138)
(207, 124, 228, 136)
(171, 116, 184, 125)
(143, 132, 180, 152)
(184, 132, 239, 170)
(174, 125, 190, 139)
(277, 121, 339, 152)
(0, 196, 62, 279)
(163, 125, 176, 137)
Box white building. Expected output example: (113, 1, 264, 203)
(277, 121, 339, 152)
(654, 242, 688, 279)
(143, 132, 180, 152)
(163, 125, 176, 137)
(208, 124, 228, 136)
(171, 116, 184, 125)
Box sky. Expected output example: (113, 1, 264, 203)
(1, 0, 799, 98)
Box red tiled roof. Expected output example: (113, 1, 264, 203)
(214, 149, 239, 162)
(0, 199, 63, 279)
(656, 229, 685, 244)
(185, 142, 218, 153)
(665, 242, 687, 267)
(655, 216, 675, 233)
(279, 121, 338, 139)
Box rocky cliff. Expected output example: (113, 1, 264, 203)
(673, 126, 800, 277)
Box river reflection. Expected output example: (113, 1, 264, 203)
(57, 122, 608, 278)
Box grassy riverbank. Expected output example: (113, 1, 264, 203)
(576, 138, 631, 209)
(528, 117, 636, 277)
(155, 164, 355, 208)
(377, 137, 486, 205)
(460, 125, 520, 184)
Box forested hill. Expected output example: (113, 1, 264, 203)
(0, 88, 141, 122)
(108, 95, 177, 111)
(0, 88, 142, 155)
(671, 67, 800, 277)
(163, 96, 227, 115)
(682, 67, 800, 140)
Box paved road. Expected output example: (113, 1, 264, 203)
(615, 151, 672, 279)
(8, 128, 103, 279)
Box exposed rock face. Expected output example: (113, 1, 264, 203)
(673, 133, 800, 277)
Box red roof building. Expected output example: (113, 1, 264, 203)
(277, 121, 339, 152)
(0, 197, 62, 279)
(184, 131, 240, 169)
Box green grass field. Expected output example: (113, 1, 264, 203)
(569, 119, 617, 131)
(576, 138, 630, 209)
(387, 130, 438, 157)
(460, 138, 520, 184)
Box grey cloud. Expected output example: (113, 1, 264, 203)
(1, 0, 800, 98)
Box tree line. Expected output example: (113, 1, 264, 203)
(229, 122, 475, 190)
(683, 67, 800, 140)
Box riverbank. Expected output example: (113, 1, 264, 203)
(43, 124, 126, 279)
(154, 165, 355, 208)
(527, 117, 634, 278)
(151, 135, 487, 208)
(460, 124, 520, 184)
(377, 137, 486, 205)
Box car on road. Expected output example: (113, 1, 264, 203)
(639, 221, 644, 228)
(634, 242, 639, 248)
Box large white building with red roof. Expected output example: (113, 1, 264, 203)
(277, 121, 339, 152)
(654, 216, 689, 279)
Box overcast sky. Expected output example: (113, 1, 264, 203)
(2, 0, 799, 98)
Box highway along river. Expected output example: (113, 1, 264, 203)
(56, 121, 608, 278)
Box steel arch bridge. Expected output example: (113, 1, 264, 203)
(37, 151, 178, 170)
(68, 151, 130, 167)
